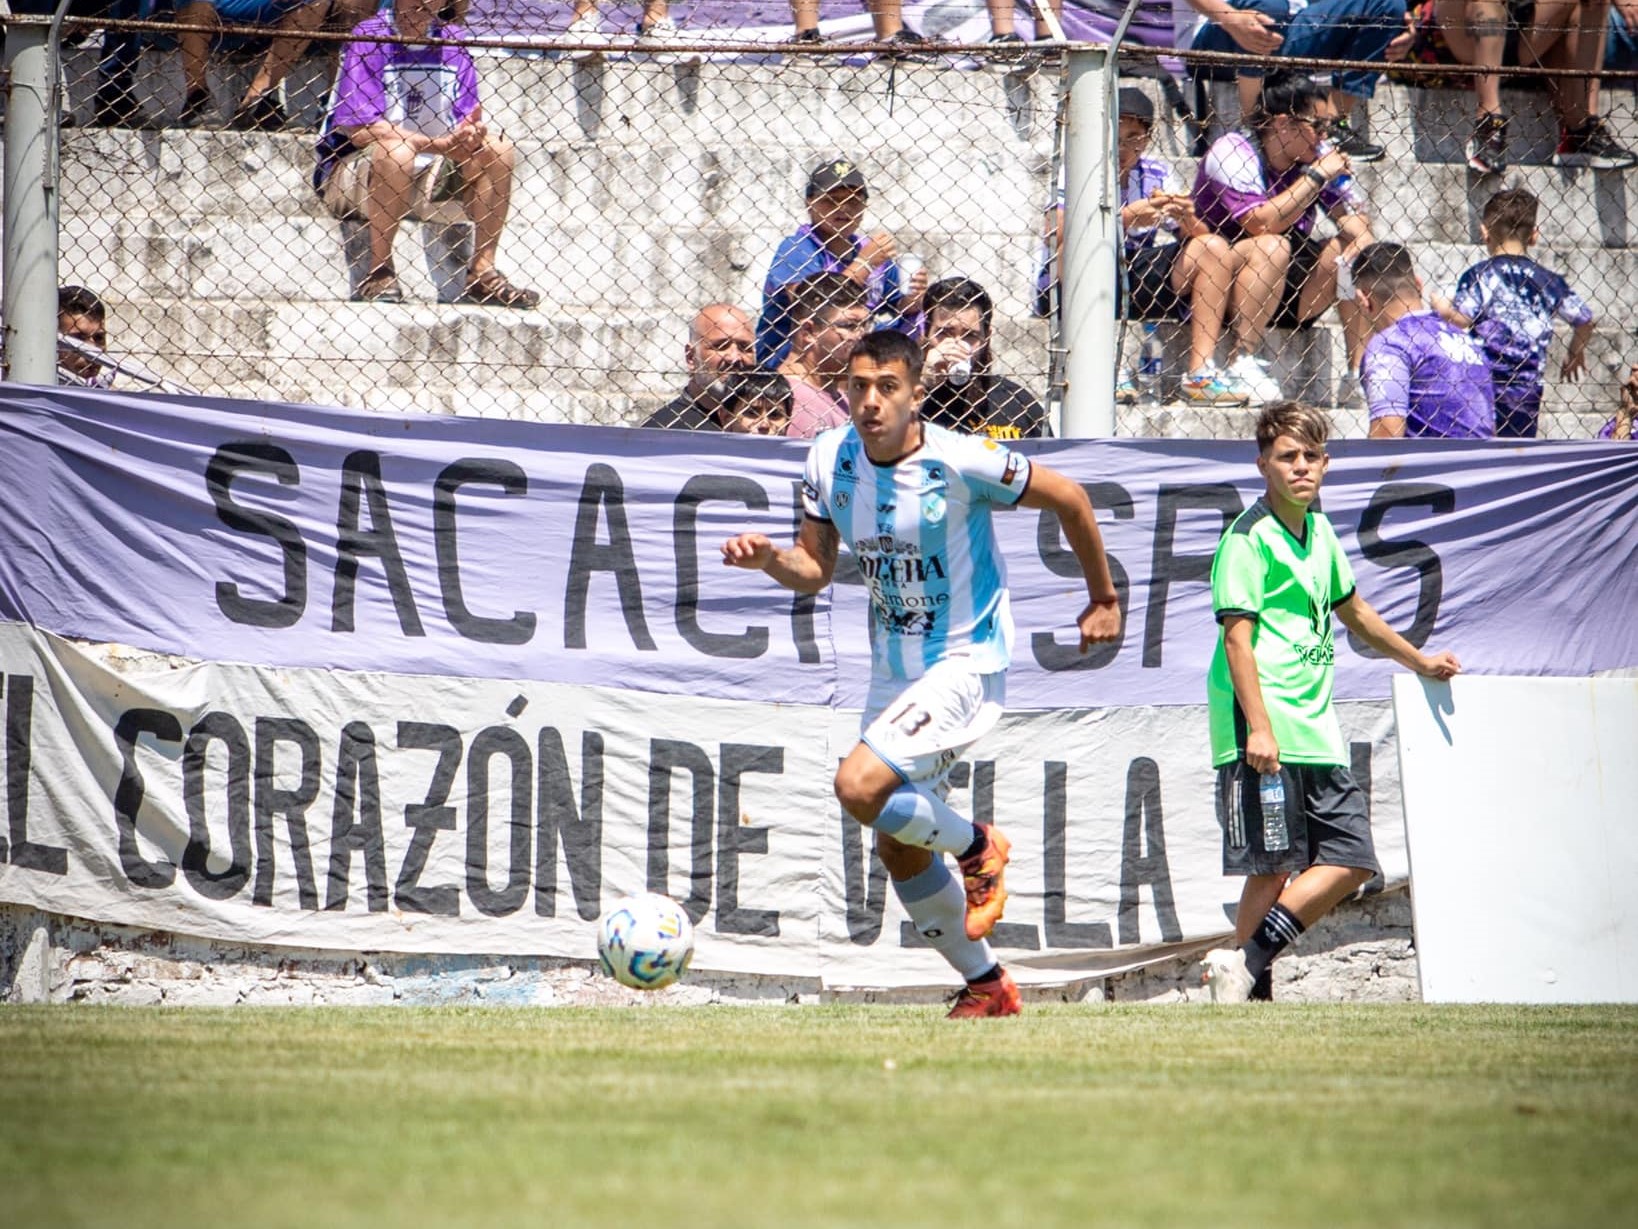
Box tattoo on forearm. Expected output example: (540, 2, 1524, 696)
(815, 521, 840, 570)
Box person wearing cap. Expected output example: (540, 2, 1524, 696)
(1114, 86, 1247, 406)
(756, 157, 926, 367)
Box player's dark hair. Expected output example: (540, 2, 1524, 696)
(1351, 241, 1419, 301)
(719, 371, 792, 421)
(57, 284, 106, 321)
(1249, 72, 1328, 134)
(850, 328, 923, 382)
(1483, 188, 1539, 244)
(1256, 400, 1330, 453)
(788, 272, 867, 327)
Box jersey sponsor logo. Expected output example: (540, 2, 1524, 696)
(879, 608, 938, 636)
(836, 455, 858, 483)
(856, 534, 923, 557)
(801, 478, 820, 503)
(857, 553, 947, 584)
(1295, 639, 1336, 666)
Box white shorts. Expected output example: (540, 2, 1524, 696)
(859, 661, 1006, 790)
(321, 151, 467, 226)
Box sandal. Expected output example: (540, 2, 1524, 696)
(352, 266, 403, 304)
(458, 269, 540, 310)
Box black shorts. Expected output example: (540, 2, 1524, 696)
(1271, 232, 1332, 331)
(1215, 761, 1379, 878)
(1120, 243, 1185, 321)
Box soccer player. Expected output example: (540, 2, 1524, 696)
(1200, 401, 1461, 1003)
(721, 330, 1121, 1018)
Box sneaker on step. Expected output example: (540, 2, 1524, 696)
(1554, 116, 1638, 170)
(956, 824, 1011, 941)
(562, 14, 609, 62)
(177, 87, 212, 129)
(637, 17, 700, 66)
(1201, 947, 1254, 1003)
(1180, 368, 1249, 406)
(947, 967, 1022, 1019)
(1466, 112, 1508, 176)
(1332, 119, 1384, 163)
(985, 31, 1032, 75)
(1115, 368, 1139, 405)
(1226, 354, 1283, 405)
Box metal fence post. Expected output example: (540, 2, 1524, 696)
(1060, 44, 1118, 439)
(3, 21, 60, 385)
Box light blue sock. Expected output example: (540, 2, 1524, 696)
(872, 783, 977, 856)
(894, 859, 996, 982)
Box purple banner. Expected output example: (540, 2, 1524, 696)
(2, 385, 1636, 709)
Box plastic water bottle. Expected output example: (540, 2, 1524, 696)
(947, 356, 973, 387)
(1258, 771, 1289, 853)
(1137, 322, 1163, 404)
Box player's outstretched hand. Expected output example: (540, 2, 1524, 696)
(721, 533, 776, 571)
(1415, 649, 1461, 680)
(1077, 598, 1122, 653)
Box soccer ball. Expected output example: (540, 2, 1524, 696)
(597, 893, 695, 991)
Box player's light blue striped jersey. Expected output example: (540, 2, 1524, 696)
(801, 421, 1033, 680)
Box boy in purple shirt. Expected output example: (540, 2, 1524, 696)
(1354, 242, 1495, 440)
(1435, 189, 1595, 439)
(315, 0, 537, 308)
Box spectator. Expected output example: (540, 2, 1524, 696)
(1353, 242, 1496, 439)
(1184, 0, 1413, 160)
(1192, 73, 1375, 406)
(78, 0, 150, 128)
(920, 277, 1052, 439)
(718, 371, 795, 435)
(1431, 189, 1595, 439)
(1113, 86, 1246, 406)
(561, 1, 701, 64)
(1600, 363, 1637, 438)
(777, 273, 872, 438)
(1431, 0, 1637, 173)
(789, 2, 930, 52)
(56, 285, 115, 388)
(177, 0, 333, 129)
(757, 157, 925, 366)
(642, 304, 757, 430)
(314, 0, 539, 308)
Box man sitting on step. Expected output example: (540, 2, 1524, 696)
(313, 0, 539, 308)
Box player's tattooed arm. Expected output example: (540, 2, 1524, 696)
(720, 517, 839, 594)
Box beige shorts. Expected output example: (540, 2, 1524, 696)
(321, 150, 466, 224)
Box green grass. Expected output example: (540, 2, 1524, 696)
(3, 1004, 1636, 1229)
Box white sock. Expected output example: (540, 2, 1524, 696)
(893, 859, 996, 982)
(872, 783, 978, 856)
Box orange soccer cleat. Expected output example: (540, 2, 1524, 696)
(947, 967, 1022, 1019)
(957, 824, 1011, 940)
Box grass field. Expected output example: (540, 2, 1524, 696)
(3, 1004, 1636, 1229)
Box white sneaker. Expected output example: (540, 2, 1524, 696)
(1226, 355, 1283, 406)
(1201, 947, 1255, 1003)
(563, 14, 609, 62)
(637, 17, 699, 66)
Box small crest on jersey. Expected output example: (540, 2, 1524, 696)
(922, 492, 947, 523)
(835, 490, 850, 508)
(1001, 454, 1022, 487)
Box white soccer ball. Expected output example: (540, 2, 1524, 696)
(597, 893, 695, 991)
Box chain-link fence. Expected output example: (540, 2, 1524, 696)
(23, 2, 1638, 442)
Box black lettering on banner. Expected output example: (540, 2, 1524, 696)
(181, 712, 253, 901)
(1041, 761, 1113, 948)
(1349, 482, 1453, 655)
(325, 722, 387, 912)
(1143, 484, 1244, 667)
(332, 450, 425, 636)
(206, 442, 307, 629)
(394, 722, 461, 916)
(1118, 757, 1182, 944)
(788, 480, 821, 664)
(716, 743, 781, 937)
(646, 739, 713, 925)
(899, 763, 1039, 950)
(112, 708, 180, 889)
(1031, 482, 1134, 671)
(433, 459, 537, 645)
(535, 728, 603, 920)
(466, 726, 532, 917)
(674, 476, 771, 660)
(839, 805, 890, 944)
(1, 676, 67, 875)
(252, 717, 321, 909)
(564, 463, 657, 652)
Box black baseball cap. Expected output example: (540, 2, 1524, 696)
(805, 158, 869, 199)
(1118, 87, 1155, 128)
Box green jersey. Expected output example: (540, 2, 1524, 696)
(1206, 498, 1357, 767)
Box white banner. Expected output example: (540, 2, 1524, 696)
(0, 622, 1402, 986)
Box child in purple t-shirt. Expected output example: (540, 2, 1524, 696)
(1354, 242, 1495, 440)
